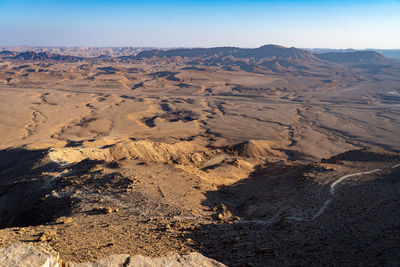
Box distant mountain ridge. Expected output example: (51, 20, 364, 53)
(2, 45, 388, 65)
(0, 45, 391, 76)
(132, 45, 319, 62)
(5, 51, 83, 62)
(0, 50, 15, 56)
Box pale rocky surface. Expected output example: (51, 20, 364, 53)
(0, 243, 59, 267)
(0, 243, 226, 267)
(71, 252, 226, 267)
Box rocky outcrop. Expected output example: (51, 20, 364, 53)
(0, 243, 226, 267)
(227, 139, 286, 159)
(0, 243, 59, 267)
(71, 252, 226, 267)
(48, 140, 209, 166)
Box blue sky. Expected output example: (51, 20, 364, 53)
(0, 0, 399, 48)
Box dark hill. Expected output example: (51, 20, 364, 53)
(315, 51, 386, 63)
(132, 45, 321, 62)
(8, 51, 83, 62)
(0, 50, 15, 56)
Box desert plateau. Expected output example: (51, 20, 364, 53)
(0, 43, 399, 266)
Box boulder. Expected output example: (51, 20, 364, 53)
(0, 243, 226, 267)
(69, 254, 130, 267)
(0, 243, 59, 267)
(71, 252, 226, 267)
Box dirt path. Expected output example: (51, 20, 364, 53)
(238, 163, 400, 225)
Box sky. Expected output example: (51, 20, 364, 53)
(0, 0, 399, 49)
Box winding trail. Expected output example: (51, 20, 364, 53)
(311, 168, 382, 220)
(244, 162, 400, 225)
(312, 163, 400, 220)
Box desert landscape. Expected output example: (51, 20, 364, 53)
(0, 44, 399, 266)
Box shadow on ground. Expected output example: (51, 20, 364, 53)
(185, 151, 400, 266)
(202, 162, 328, 220)
(321, 148, 400, 163)
(0, 148, 78, 228)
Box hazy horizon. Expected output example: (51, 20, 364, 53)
(1, 44, 400, 51)
(1, 0, 400, 49)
